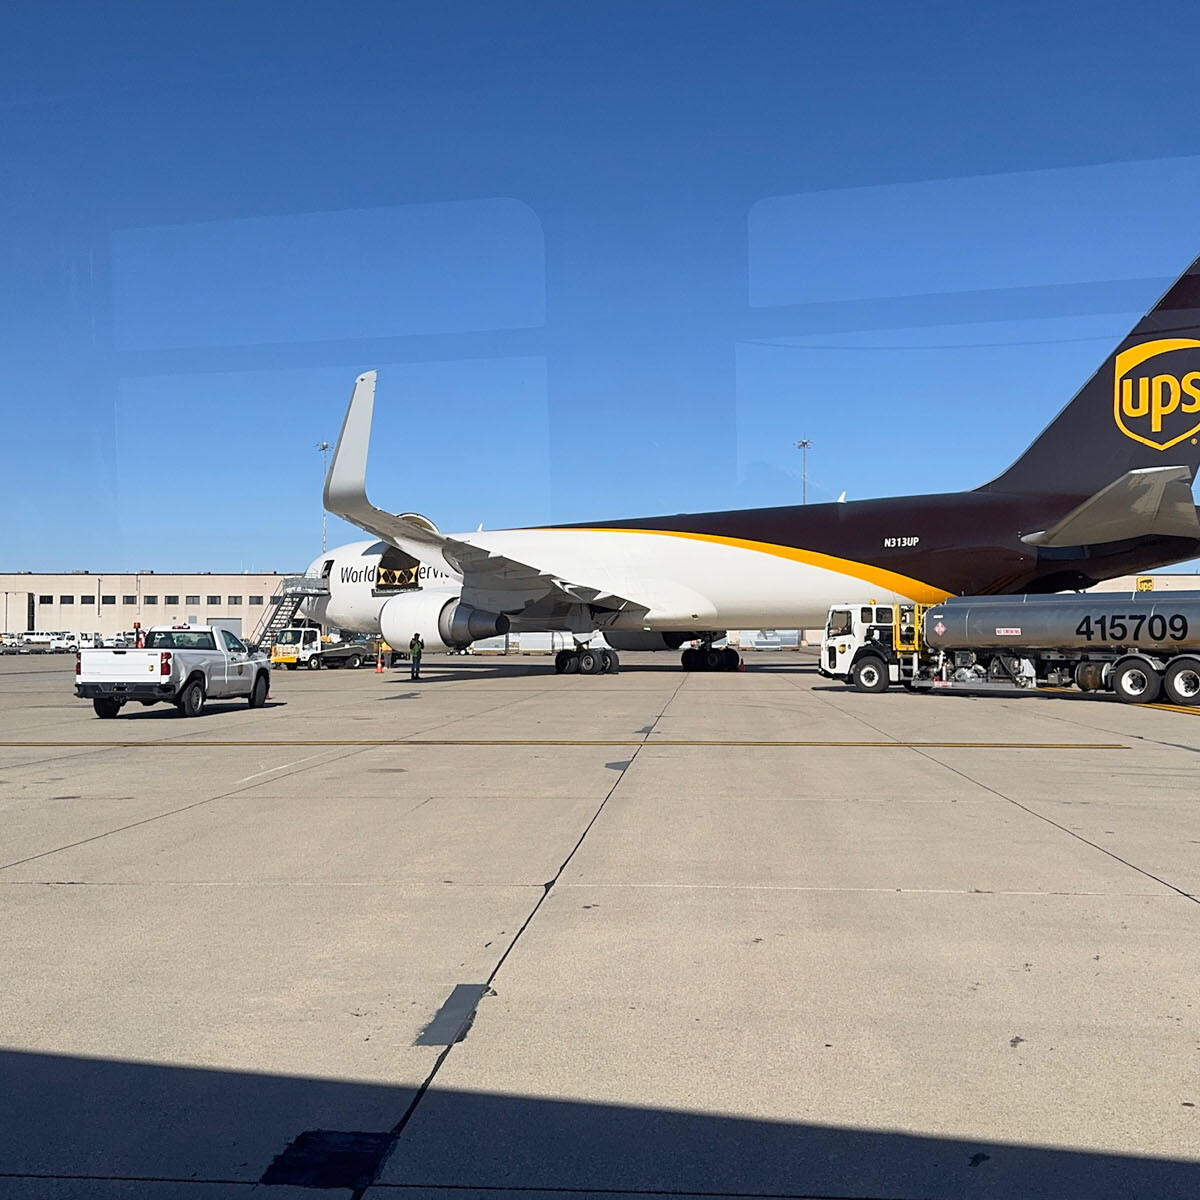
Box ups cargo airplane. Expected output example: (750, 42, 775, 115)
(311, 254, 1200, 673)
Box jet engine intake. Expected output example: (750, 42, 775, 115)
(379, 590, 509, 653)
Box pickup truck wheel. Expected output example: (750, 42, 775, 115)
(306, 656, 321, 671)
(93, 697, 121, 719)
(345, 653, 362, 670)
(851, 657, 890, 693)
(177, 679, 205, 717)
(248, 673, 269, 708)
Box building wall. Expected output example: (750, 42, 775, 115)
(1088, 573, 1200, 593)
(0, 573, 289, 639)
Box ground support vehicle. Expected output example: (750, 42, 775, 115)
(270, 626, 378, 670)
(75, 624, 270, 718)
(19, 631, 72, 653)
(819, 592, 1200, 706)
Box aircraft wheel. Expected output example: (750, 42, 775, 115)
(722, 648, 740, 671)
(851, 657, 889, 694)
(703, 649, 724, 671)
(681, 648, 697, 671)
(562, 652, 580, 674)
(578, 648, 602, 675)
(601, 649, 619, 674)
(555, 649, 572, 674)
(1111, 658, 1161, 704)
(1163, 658, 1200, 706)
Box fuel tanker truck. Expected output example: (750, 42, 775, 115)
(819, 592, 1200, 705)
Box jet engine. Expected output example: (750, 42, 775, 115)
(379, 590, 509, 653)
(604, 631, 721, 652)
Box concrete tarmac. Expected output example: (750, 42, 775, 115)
(0, 651, 1198, 1198)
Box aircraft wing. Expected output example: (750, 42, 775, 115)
(1021, 466, 1200, 548)
(323, 372, 644, 616)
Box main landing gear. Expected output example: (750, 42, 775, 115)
(681, 643, 741, 672)
(555, 647, 621, 675)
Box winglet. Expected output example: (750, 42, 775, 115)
(323, 371, 377, 517)
(322, 371, 456, 569)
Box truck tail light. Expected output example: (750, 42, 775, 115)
(75, 652, 81, 676)
(160, 651, 172, 676)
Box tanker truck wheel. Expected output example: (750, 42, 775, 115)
(1111, 658, 1161, 705)
(1163, 658, 1200, 706)
(851, 656, 889, 694)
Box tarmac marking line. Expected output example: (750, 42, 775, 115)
(0, 739, 1128, 749)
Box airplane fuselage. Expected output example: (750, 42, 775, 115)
(316, 489, 1200, 637)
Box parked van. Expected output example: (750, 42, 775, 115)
(20, 631, 72, 653)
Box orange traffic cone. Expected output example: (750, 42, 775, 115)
(375, 649, 384, 674)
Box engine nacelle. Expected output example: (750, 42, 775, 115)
(379, 590, 509, 653)
(604, 631, 722, 652)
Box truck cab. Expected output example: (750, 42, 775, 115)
(271, 626, 376, 670)
(819, 601, 928, 692)
(272, 626, 324, 669)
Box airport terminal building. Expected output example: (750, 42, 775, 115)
(0, 572, 292, 643)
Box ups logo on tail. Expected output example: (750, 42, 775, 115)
(1114, 338, 1200, 450)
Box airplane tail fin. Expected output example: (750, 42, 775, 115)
(981, 253, 1200, 495)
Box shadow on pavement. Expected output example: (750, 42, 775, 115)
(2, 1048, 1196, 1198)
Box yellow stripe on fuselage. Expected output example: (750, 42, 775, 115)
(578, 527, 951, 605)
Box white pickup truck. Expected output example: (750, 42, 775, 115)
(75, 625, 271, 718)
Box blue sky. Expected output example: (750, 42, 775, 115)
(4, 1, 1200, 570)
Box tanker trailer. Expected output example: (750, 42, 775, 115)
(820, 593, 1200, 704)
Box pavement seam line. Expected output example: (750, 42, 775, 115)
(355, 675, 689, 1199)
(0, 744, 374, 874)
(904, 747, 1200, 906)
(803, 689, 1200, 904)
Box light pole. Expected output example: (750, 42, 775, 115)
(795, 439, 812, 504)
(316, 441, 332, 552)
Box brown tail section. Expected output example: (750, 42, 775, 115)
(981, 254, 1200, 496)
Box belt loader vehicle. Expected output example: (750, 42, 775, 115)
(270, 626, 379, 670)
(819, 592, 1200, 706)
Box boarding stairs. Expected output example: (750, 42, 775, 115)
(249, 576, 330, 651)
